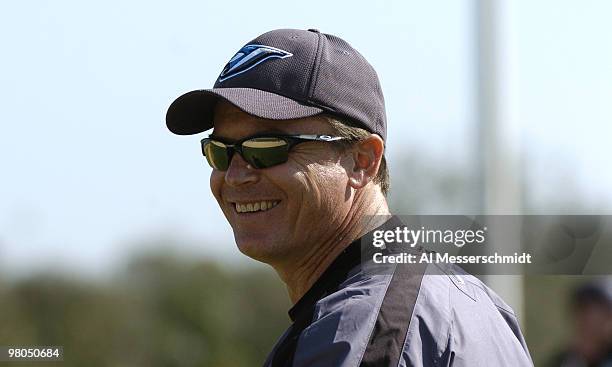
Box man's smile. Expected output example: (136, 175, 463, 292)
(232, 200, 281, 214)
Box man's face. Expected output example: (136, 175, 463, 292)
(574, 301, 612, 349)
(210, 102, 354, 265)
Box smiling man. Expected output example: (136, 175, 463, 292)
(207, 101, 389, 304)
(166, 29, 533, 366)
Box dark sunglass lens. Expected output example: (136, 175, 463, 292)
(242, 138, 289, 168)
(203, 140, 230, 170)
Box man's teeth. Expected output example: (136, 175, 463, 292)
(235, 201, 280, 213)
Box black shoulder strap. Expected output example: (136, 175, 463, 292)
(359, 260, 427, 366)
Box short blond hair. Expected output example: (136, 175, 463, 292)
(322, 115, 390, 196)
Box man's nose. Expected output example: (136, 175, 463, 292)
(224, 153, 258, 187)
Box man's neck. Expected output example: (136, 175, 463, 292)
(277, 190, 391, 304)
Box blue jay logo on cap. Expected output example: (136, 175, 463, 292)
(217, 44, 293, 82)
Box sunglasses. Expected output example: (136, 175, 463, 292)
(201, 134, 344, 170)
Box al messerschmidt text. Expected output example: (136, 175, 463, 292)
(373, 252, 532, 264)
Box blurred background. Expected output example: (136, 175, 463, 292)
(1, 0, 611, 365)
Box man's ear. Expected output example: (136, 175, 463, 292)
(347, 134, 385, 190)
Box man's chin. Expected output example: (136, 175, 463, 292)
(233, 233, 279, 263)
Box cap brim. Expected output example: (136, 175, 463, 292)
(166, 87, 324, 135)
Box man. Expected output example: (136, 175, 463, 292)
(549, 279, 612, 367)
(166, 28, 533, 366)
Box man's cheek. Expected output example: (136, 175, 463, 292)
(209, 171, 224, 201)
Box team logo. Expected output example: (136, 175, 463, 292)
(217, 44, 293, 82)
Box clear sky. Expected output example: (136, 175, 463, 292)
(1, 0, 611, 277)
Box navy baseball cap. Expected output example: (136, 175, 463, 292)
(166, 28, 387, 140)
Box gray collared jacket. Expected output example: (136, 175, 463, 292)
(263, 217, 533, 367)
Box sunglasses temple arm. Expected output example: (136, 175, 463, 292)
(295, 134, 344, 141)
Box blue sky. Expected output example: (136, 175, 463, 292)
(1, 0, 611, 277)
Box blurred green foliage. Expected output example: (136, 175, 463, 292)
(0, 254, 291, 366)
